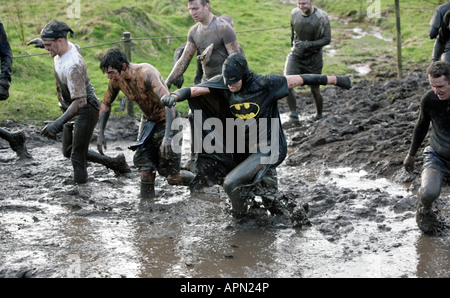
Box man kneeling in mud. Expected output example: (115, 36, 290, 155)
(0, 20, 32, 160)
(98, 48, 194, 199)
(161, 53, 351, 219)
(404, 61, 450, 234)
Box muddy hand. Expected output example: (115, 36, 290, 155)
(97, 134, 107, 155)
(336, 76, 352, 90)
(26, 38, 45, 49)
(161, 94, 177, 108)
(403, 155, 415, 173)
(160, 139, 172, 159)
(40, 120, 63, 139)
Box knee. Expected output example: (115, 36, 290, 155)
(141, 169, 155, 182)
(418, 186, 440, 207)
(223, 177, 237, 195)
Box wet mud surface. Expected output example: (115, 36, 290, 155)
(1, 70, 449, 278)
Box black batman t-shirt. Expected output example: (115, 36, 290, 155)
(192, 73, 289, 185)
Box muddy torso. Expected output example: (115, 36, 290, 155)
(188, 16, 237, 81)
(418, 90, 450, 160)
(290, 7, 330, 56)
(53, 42, 99, 111)
(114, 64, 166, 122)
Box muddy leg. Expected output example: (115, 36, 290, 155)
(286, 89, 300, 124)
(0, 127, 32, 160)
(87, 150, 131, 174)
(140, 169, 156, 199)
(416, 168, 442, 233)
(310, 85, 323, 120)
(223, 154, 265, 219)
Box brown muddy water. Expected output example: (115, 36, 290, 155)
(0, 117, 448, 278)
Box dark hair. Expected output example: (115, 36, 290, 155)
(99, 48, 130, 73)
(427, 61, 450, 82)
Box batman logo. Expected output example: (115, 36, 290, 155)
(230, 102, 260, 119)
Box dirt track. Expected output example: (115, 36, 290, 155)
(0, 69, 449, 278)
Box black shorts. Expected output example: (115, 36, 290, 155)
(284, 52, 323, 75)
(133, 120, 181, 177)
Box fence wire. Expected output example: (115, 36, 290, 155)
(10, 5, 430, 60)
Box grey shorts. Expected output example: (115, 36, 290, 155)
(133, 120, 181, 177)
(284, 52, 323, 76)
(422, 145, 450, 179)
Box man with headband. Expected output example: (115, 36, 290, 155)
(27, 20, 130, 184)
(161, 53, 351, 219)
(0, 20, 32, 160)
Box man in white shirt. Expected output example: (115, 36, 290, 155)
(31, 20, 130, 184)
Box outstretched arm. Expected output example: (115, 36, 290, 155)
(285, 74, 351, 90)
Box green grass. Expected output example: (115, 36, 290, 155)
(0, 0, 443, 123)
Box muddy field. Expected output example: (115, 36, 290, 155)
(0, 68, 449, 278)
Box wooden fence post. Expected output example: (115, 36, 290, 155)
(122, 32, 134, 116)
(395, 0, 403, 78)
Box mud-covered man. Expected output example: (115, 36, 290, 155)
(171, 14, 244, 88)
(404, 61, 450, 234)
(429, 1, 450, 62)
(166, 0, 242, 171)
(0, 21, 32, 160)
(284, 0, 331, 123)
(28, 20, 130, 185)
(165, 0, 241, 88)
(161, 53, 351, 219)
(98, 48, 194, 199)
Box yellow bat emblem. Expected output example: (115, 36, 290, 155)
(230, 102, 260, 119)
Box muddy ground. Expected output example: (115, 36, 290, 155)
(0, 68, 449, 278)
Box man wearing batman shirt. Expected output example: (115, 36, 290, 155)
(162, 53, 351, 219)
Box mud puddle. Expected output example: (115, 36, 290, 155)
(0, 117, 448, 278)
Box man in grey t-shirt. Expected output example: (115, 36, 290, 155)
(283, 0, 331, 123)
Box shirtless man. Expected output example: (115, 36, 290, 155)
(98, 48, 194, 199)
(0, 20, 32, 160)
(284, 0, 331, 123)
(29, 20, 130, 184)
(404, 61, 450, 234)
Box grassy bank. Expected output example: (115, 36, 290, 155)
(0, 0, 441, 123)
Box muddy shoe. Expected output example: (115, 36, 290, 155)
(282, 114, 300, 129)
(168, 170, 195, 186)
(9, 131, 32, 160)
(110, 154, 131, 174)
(416, 206, 438, 234)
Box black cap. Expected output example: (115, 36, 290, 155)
(41, 20, 74, 41)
